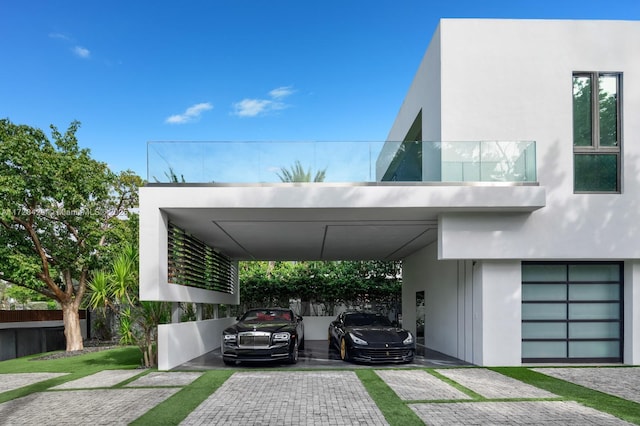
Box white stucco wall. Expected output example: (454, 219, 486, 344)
(472, 260, 522, 366)
(158, 317, 235, 371)
(403, 243, 522, 366)
(139, 191, 239, 305)
(385, 25, 441, 142)
(404, 243, 459, 356)
(433, 19, 640, 260)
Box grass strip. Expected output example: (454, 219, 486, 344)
(426, 368, 485, 400)
(0, 347, 142, 403)
(356, 369, 424, 426)
(130, 370, 234, 426)
(492, 367, 640, 425)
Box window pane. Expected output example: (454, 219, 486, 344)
(523, 284, 566, 301)
(569, 284, 619, 301)
(569, 322, 620, 339)
(574, 154, 618, 192)
(523, 322, 567, 339)
(569, 303, 619, 320)
(568, 264, 620, 281)
(522, 303, 566, 320)
(522, 264, 566, 282)
(573, 75, 593, 147)
(599, 75, 619, 147)
(523, 341, 566, 358)
(569, 341, 619, 358)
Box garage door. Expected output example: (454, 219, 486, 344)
(522, 262, 622, 363)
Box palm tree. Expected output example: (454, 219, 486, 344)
(277, 160, 326, 182)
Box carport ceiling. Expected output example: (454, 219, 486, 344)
(163, 207, 438, 261)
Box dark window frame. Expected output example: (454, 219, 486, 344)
(573, 72, 622, 193)
(521, 261, 623, 363)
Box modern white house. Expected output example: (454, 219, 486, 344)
(139, 18, 640, 370)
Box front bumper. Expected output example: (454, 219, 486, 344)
(349, 344, 415, 364)
(222, 343, 292, 362)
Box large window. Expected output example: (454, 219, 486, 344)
(522, 262, 622, 363)
(573, 72, 622, 193)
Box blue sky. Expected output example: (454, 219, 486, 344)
(1, 0, 638, 180)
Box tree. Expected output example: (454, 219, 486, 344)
(277, 160, 326, 182)
(0, 119, 140, 351)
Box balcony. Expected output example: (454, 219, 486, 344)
(147, 141, 536, 184)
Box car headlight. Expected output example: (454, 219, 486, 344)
(349, 332, 368, 345)
(223, 333, 237, 343)
(272, 332, 290, 342)
(403, 332, 414, 345)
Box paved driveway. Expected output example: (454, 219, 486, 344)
(0, 345, 638, 425)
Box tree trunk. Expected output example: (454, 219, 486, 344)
(61, 300, 84, 351)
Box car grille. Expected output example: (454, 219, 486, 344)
(359, 348, 411, 361)
(238, 331, 271, 348)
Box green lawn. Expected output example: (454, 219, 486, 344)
(1, 348, 638, 425)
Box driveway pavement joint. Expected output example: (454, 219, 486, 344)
(435, 368, 558, 399)
(532, 367, 640, 404)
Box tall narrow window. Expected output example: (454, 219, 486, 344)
(573, 72, 621, 193)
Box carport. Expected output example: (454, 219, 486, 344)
(139, 182, 544, 370)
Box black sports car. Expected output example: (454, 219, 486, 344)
(328, 311, 414, 364)
(221, 308, 304, 365)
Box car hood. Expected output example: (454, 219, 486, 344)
(347, 327, 409, 343)
(228, 320, 292, 333)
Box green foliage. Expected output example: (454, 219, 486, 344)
(88, 242, 169, 367)
(5, 284, 50, 307)
(118, 307, 135, 345)
(239, 260, 402, 315)
(276, 160, 326, 182)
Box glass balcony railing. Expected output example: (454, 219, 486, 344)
(147, 141, 536, 184)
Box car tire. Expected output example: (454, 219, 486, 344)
(223, 358, 236, 366)
(340, 337, 350, 361)
(299, 337, 305, 350)
(288, 341, 299, 364)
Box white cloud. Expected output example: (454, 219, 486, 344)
(48, 33, 70, 40)
(49, 33, 92, 59)
(269, 86, 295, 99)
(232, 86, 294, 117)
(165, 102, 213, 124)
(232, 99, 273, 117)
(72, 46, 91, 59)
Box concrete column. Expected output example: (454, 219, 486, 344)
(624, 260, 640, 364)
(472, 260, 522, 366)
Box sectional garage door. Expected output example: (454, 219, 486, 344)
(522, 262, 623, 363)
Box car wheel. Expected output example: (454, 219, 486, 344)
(299, 337, 305, 350)
(288, 341, 299, 364)
(223, 358, 236, 366)
(340, 337, 350, 361)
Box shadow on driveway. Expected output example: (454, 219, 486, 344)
(174, 340, 469, 370)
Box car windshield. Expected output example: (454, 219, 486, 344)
(343, 313, 392, 327)
(241, 309, 291, 321)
